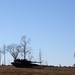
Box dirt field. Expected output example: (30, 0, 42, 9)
(0, 66, 75, 75)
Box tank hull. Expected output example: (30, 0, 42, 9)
(11, 59, 39, 68)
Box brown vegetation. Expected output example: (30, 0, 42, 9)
(0, 66, 75, 75)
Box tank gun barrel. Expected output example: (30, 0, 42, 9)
(31, 61, 42, 63)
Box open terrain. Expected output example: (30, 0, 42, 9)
(0, 66, 75, 75)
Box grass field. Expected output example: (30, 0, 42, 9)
(0, 66, 75, 75)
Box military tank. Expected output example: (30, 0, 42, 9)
(11, 59, 41, 68)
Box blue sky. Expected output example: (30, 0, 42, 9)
(0, 0, 75, 66)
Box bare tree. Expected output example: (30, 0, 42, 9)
(3, 44, 6, 65)
(0, 49, 2, 65)
(74, 52, 75, 58)
(7, 44, 21, 60)
(39, 49, 43, 65)
(21, 35, 31, 59)
(0, 44, 7, 65)
(27, 51, 33, 61)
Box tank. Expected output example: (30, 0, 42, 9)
(11, 59, 40, 68)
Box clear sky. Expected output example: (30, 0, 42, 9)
(0, 0, 75, 66)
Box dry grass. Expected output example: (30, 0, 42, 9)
(0, 66, 75, 75)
